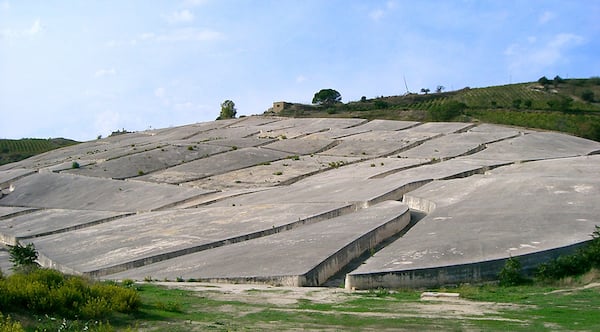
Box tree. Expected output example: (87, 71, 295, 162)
(9, 242, 38, 271)
(538, 76, 550, 86)
(553, 75, 565, 86)
(581, 90, 595, 102)
(312, 89, 341, 105)
(435, 85, 445, 93)
(217, 100, 237, 120)
(420, 88, 430, 95)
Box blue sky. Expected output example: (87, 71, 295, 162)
(1, 1, 598, 141)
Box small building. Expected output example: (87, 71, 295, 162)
(269, 101, 293, 113)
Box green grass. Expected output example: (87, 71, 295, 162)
(279, 78, 600, 141)
(3, 279, 600, 331)
(0, 138, 79, 166)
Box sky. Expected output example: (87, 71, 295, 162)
(1, 1, 599, 141)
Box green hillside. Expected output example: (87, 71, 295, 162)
(276, 77, 600, 141)
(0, 138, 79, 166)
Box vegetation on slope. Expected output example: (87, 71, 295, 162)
(276, 77, 600, 141)
(0, 138, 79, 166)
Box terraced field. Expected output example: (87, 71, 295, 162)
(1, 116, 599, 289)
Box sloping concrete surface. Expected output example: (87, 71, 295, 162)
(0, 116, 599, 288)
(31, 203, 350, 276)
(104, 200, 410, 286)
(346, 155, 600, 289)
(0, 172, 213, 212)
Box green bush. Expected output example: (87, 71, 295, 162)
(428, 101, 466, 121)
(0, 313, 24, 332)
(536, 226, 600, 281)
(0, 269, 140, 319)
(498, 257, 526, 286)
(8, 243, 38, 269)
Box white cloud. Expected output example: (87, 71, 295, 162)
(296, 75, 307, 83)
(0, 19, 42, 39)
(369, 1, 396, 21)
(174, 101, 194, 109)
(27, 19, 41, 35)
(137, 28, 222, 42)
(94, 68, 117, 78)
(369, 9, 384, 21)
(183, 0, 208, 6)
(157, 28, 222, 42)
(154, 87, 166, 98)
(538, 11, 556, 24)
(166, 9, 194, 24)
(94, 110, 122, 136)
(505, 33, 585, 74)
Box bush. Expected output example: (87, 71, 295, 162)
(428, 101, 466, 121)
(8, 243, 38, 270)
(498, 257, 526, 286)
(0, 313, 24, 332)
(536, 226, 600, 281)
(581, 90, 595, 102)
(0, 268, 140, 319)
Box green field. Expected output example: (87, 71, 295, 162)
(6, 279, 598, 332)
(278, 77, 600, 141)
(0, 138, 79, 166)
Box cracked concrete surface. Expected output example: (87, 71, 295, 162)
(0, 116, 598, 288)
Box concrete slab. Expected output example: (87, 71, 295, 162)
(138, 147, 290, 184)
(304, 120, 419, 139)
(0, 209, 129, 245)
(1, 118, 598, 289)
(0, 247, 11, 275)
(319, 131, 440, 157)
(0, 206, 38, 219)
(29, 202, 351, 276)
(0, 172, 213, 212)
(404, 122, 475, 134)
(398, 130, 521, 161)
(213, 157, 498, 209)
(346, 155, 600, 289)
(261, 137, 337, 155)
(255, 118, 367, 139)
(62, 143, 230, 179)
(203, 137, 275, 149)
(104, 200, 410, 286)
(468, 132, 600, 161)
(184, 155, 361, 190)
(0, 168, 36, 186)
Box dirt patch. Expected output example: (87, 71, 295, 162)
(154, 281, 350, 305)
(154, 281, 531, 323)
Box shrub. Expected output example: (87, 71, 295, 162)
(8, 243, 38, 270)
(428, 101, 466, 121)
(72, 161, 80, 169)
(0, 313, 24, 332)
(0, 268, 140, 319)
(581, 90, 595, 102)
(498, 257, 526, 286)
(536, 226, 600, 281)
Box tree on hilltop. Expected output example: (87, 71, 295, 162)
(312, 89, 342, 105)
(217, 100, 237, 120)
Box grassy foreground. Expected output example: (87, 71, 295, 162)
(102, 277, 600, 331)
(6, 276, 596, 331)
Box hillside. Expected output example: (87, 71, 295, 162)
(274, 77, 600, 141)
(0, 138, 79, 166)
